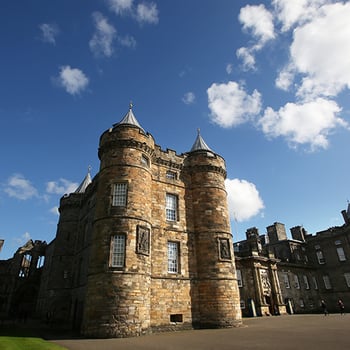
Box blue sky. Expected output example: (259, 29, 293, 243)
(1, 0, 350, 259)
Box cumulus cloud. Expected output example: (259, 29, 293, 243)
(4, 174, 38, 200)
(108, 0, 159, 25)
(239, 4, 275, 44)
(135, 2, 159, 24)
(89, 12, 117, 57)
(259, 98, 346, 151)
(272, 0, 329, 32)
(182, 92, 195, 105)
(236, 4, 275, 70)
(39, 23, 59, 45)
(57, 65, 89, 95)
(46, 179, 79, 195)
(290, 2, 350, 100)
(207, 81, 262, 128)
(107, 0, 133, 15)
(225, 178, 265, 222)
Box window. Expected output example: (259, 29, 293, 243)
(19, 254, 32, 277)
(323, 275, 332, 290)
(299, 299, 305, 308)
(166, 193, 178, 221)
(168, 241, 179, 273)
(294, 274, 300, 289)
(166, 171, 177, 180)
(110, 235, 126, 268)
(282, 273, 290, 288)
(344, 273, 350, 288)
(141, 154, 149, 167)
(312, 276, 318, 290)
(335, 240, 342, 245)
(336, 247, 346, 261)
(36, 255, 45, 268)
(236, 269, 243, 287)
(240, 300, 246, 309)
(316, 250, 325, 264)
(303, 275, 310, 290)
(112, 183, 127, 206)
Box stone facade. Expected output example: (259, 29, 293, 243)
(235, 214, 350, 316)
(35, 106, 242, 337)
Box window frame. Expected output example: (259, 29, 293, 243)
(344, 272, 350, 288)
(323, 275, 332, 290)
(282, 272, 290, 289)
(236, 269, 243, 287)
(166, 193, 178, 222)
(110, 234, 126, 269)
(336, 247, 346, 261)
(112, 183, 128, 207)
(167, 241, 180, 274)
(316, 250, 326, 264)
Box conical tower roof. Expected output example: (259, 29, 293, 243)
(190, 129, 213, 153)
(113, 103, 144, 132)
(75, 167, 92, 194)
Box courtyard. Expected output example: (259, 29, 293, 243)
(50, 314, 348, 350)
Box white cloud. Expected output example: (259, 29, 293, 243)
(290, 2, 350, 100)
(39, 23, 59, 45)
(182, 92, 195, 105)
(225, 178, 265, 222)
(50, 206, 59, 215)
(207, 81, 262, 128)
(272, 0, 329, 32)
(46, 179, 79, 195)
(4, 174, 38, 200)
(118, 34, 137, 48)
(13, 232, 31, 246)
(89, 12, 117, 57)
(226, 63, 233, 75)
(107, 0, 133, 15)
(239, 4, 275, 44)
(236, 4, 275, 70)
(236, 46, 256, 71)
(258, 98, 347, 151)
(135, 2, 159, 24)
(108, 0, 159, 25)
(57, 65, 89, 95)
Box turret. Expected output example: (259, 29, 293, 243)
(183, 130, 242, 328)
(82, 105, 154, 337)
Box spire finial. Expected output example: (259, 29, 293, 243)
(129, 101, 133, 110)
(88, 165, 92, 174)
(197, 128, 200, 135)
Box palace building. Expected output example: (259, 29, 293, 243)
(36, 104, 242, 337)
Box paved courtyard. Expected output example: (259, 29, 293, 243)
(51, 314, 349, 350)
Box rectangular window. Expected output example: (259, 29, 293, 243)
(336, 247, 346, 261)
(316, 250, 325, 264)
(168, 241, 179, 273)
(240, 300, 246, 309)
(303, 275, 310, 289)
(344, 273, 350, 288)
(166, 193, 178, 221)
(110, 235, 126, 268)
(300, 299, 305, 308)
(282, 273, 290, 288)
(141, 154, 149, 167)
(294, 274, 300, 289)
(312, 276, 318, 290)
(112, 183, 127, 206)
(236, 269, 243, 287)
(166, 171, 177, 180)
(323, 275, 332, 290)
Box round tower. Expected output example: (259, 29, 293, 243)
(184, 131, 242, 328)
(82, 105, 154, 338)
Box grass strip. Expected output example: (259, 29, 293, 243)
(0, 336, 68, 350)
